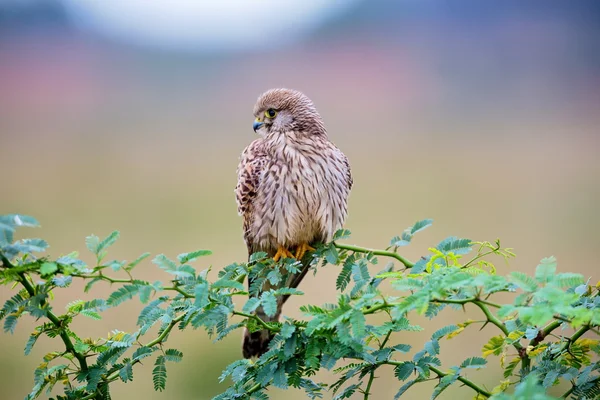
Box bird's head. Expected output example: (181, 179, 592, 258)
(252, 88, 326, 138)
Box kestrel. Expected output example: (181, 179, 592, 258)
(236, 88, 353, 358)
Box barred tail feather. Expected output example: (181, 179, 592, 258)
(241, 250, 312, 358)
(242, 308, 278, 358)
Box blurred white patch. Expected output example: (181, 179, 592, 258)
(62, 0, 360, 51)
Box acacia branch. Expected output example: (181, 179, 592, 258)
(384, 360, 491, 398)
(233, 310, 280, 332)
(1, 255, 89, 373)
(334, 243, 414, 268)
(363, 330, 392, 399)
(428, 365, 492, 398)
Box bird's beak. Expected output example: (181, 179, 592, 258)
(253, 118, 264, 132)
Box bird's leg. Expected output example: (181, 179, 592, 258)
(273, 245, 294, 262)
(295, 243, 315, 260)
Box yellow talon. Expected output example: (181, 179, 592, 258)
(273, 246, 294, 262)
(295, 243, 315, 260)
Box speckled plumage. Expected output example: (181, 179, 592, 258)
(236, 88, 352, 358)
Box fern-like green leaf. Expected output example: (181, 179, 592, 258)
(164, 348, 183, 363)
(460, 357, 487, 369)
(152, 355, 167, 391)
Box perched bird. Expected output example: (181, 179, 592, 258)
(236, 88, 352, 358)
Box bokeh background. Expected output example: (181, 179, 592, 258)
(1, 0, 599, 398)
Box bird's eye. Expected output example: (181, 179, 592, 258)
(265, 109, 277, 119)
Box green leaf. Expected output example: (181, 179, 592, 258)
(164, 349, 183, 363)
(482, 335, 505, 357)
(119, 363, 133, 382)
(24, 332, 40, 355)
(350, 309, 366, 338)
(4, 314, 18, 334)
(394, 379, 417, 399)
(212, 279, 245, 291)
(280, 322, 296, 339)
(394, 362, 415, 381)
(390, 231, 412, 247)
(243, 297, 261, 314)
(273, 287, 304, 297)
(0, 214, 39, 228)
(85, 366, 106, 392)
(510, 271, 539, 292)
(261, 291, 278, 318)
(9, 238, 48, 254)
(0, 215, 39, 245)
(431, 325, 459, 340)
(177, 250, 212, 264)
(333, 229, 351, 241)
(152, 254, 178, 272)
(51, 275, 72, 287)
(411, 257, 429, 274)
(392, 344, 412, 353)
(107, 285, 140, 306)
(324, 246, 340, 265)
(132, 346, 154, 361)
(535, 256, 557, 283)
(2, 293, 28, 315)
(267, 268, 282, 285)
(424, 340, 440, 356)
(431, 372, 459, 400)
(336, 257, 354, 291)
(436, 237, 472, 255)
(153, 355, 167, 391)
(73, 340, 90, 354)
(97, 231, 120, 255)
(249, 252, 268, 263)
(552, 273, 585, 288)
(334, 383, 360, 399)
(85, 234, 100, 254)
(40, 262, 58, 276)
(273, 366, 288, 389)
(127, 252, 151, 269)
(351, 260, 370, 288)
(80, 310, 102, 320)
(460, 357, 487, 369)
(195, 282, 209, 308)
(107, 331, 135, 348)
(411, 219, 433, 235)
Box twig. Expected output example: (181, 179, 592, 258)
(334, 243, 414, 268)
(363, 330, 392, 399)
(233, 310, 279, 332)
(384, 360, 491, 398)
(0, 255, 89, 373)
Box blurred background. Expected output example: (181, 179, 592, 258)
(1, 0, 599, 398)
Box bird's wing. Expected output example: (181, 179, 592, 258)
(235, 139, 267, 252)
(341, 150, 353, 191)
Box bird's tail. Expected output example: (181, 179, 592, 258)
(242, 307, 280, 358)
(242, 249, 313, 358)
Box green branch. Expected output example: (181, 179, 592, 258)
(233, 310, 279, 332)
(363, 330, 392, 399)
(472, 300, 509, 336)
(429, 365, 491, 398)
(95, 311, 188, 391)
(0, 255, 89, 373)
(334, 243, 414, 268)
(384, 360, 491, 398)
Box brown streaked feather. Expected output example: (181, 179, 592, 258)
(235, 138, 267, 253)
